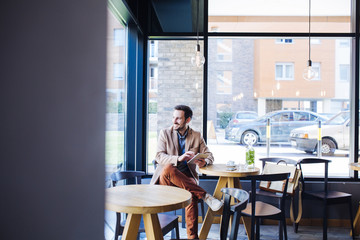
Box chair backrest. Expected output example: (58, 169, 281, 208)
(220, 188, 249, 240)
(110, 170, 145, 187)
(259, 157, 298, 170)
(248, 173, 290, 209)
(298, 158, 331, 194)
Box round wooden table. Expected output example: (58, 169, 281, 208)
(349, 163, 360, 236)
(198, 164, 260, 240)
(106, 184, 192, 240)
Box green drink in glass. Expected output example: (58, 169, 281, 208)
(245, 143, 255, 168)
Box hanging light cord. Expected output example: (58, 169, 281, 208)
(196, 0, 199, 45)
(308, 0, 311, 62)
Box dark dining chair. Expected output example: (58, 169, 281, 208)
(110, 170, 180, 240)
(297, 158, 355, 240)
(220, 188, 249, 240)
(152, 160, 205, 228)
(258, 157, 300, 233)
(242, 172, 290, 240)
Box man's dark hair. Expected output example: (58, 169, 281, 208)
(174, 105, 193, 120)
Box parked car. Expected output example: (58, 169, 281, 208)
(225, 110, 328, 145)
(225, 111, 258, 135)
(290, 111, 353, 156)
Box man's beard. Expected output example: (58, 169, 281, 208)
(174, 123, 185, 131)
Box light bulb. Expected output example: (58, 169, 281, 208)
(303, 60, 316, 81)
(191, 44, 205, 68)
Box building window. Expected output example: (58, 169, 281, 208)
(216, 39, 232, 62)
(216, 71, 232, 94)
(275, 63, 294, 80)
(310, 38, 321, 44)
(311, 62, 321, 80)
(339, 39, 350, 48)
(114, 28, 125, 46)
(276, 38, 293, 44)
(149, 40, 158, 59)
(340, 64, 350, 81)
(113, 63, 124, 81)
(149, 67, 158, 91)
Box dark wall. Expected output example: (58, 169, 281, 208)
(0, 1, 106, 239)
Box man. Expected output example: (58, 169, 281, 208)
(150, 105, 223, 239)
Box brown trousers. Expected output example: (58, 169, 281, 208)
(158, 164, 207, 239)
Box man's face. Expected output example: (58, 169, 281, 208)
(172, 110, 190, 131)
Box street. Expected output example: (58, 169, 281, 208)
(208, 130, 352, 178)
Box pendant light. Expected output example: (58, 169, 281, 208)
(191, 0, 205, 68)
(303, 0, 316, 80)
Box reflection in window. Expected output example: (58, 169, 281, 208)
(275, 63, 294, 80)
(216, 71, 232, 94)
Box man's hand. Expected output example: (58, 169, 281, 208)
(178, 151, 195, 162)
(194, 158, 207, 168)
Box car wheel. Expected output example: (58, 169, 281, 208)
(241, 131, 258, 145)
(321, 138, 336, 156)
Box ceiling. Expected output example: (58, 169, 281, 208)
(150, 0, 204, 33)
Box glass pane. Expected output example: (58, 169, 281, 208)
(147, 40, 204, 173)
(207, 37, 352, 177)
(106, 9, 126, 177)
(208, 0, 351, 33)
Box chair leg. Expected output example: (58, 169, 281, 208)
(229, 212, 241, 240)
(282, 215, 288, 240)
(114, 212, 121, 240)
(349, 199, 355, 240)
(171, 223, 179, 240)
(200, 200, 205, 222)
(293, 222, 299, 233)
(250, 216, 256, 240)
(256, 218, 260, 240)
(279, 220, 283, 240)
(181, 208, 186, 228)
(323, 203, 328, 240)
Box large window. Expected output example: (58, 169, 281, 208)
(208, 0, 351, 33)
(207, 37, 351, 177)
(144, 0, 357, 179)
(147, 40, 204, 173)
(106, 9, 126, 174)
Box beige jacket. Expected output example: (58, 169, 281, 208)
(150, 126, 214, 185)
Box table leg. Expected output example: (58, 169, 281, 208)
(122, 213, 141, 240)
(242, 216, 252, 238)
(143, 213, 164, 240)
(352, 202, 360, 236)
(199, 176, 228, 240)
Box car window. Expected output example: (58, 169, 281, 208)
(271, 112, 292, 122)
(294, 112, 309, 121)
(236, 112, 258, 119)
(326, 112, 350, 125)
(308, 113, 320, 121)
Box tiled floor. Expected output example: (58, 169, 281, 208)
(105, 210, 356, 240)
